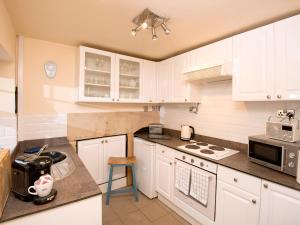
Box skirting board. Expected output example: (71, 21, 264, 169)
(99, 177, 127, 194)
(158, 193, 209, 225)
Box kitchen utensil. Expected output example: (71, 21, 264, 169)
(181, 125, 195, 141)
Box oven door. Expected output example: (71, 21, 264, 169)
(173, 159, 217, 221)
(248, 140, 284, 171)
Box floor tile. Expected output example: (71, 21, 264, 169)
(171, 212, 192, 225)
(110, 197, 139, 218)
(120, 210, 152, 225)
(133, 193, 154, 209)
(140, 201, 169, 222)
(153, 214, 182, 225)
(102, 205, 123, 225)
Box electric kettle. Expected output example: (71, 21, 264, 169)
(180, 125, 195, 141)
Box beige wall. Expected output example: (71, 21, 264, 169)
(22, 37, 144, 115)
(0, 0, 15, 62)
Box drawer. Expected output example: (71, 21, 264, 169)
(156, 144, 175, 159)
(218, 165, 261, 196)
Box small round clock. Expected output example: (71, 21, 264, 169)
(44, 61, 57, 79)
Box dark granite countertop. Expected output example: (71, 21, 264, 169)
(0, 143, 101, 223)
(135, 131, 300, 191)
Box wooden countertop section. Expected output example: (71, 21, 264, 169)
(135, 131, 300, 191)
(0, 144, 101, 223)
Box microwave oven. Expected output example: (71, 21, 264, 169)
(248, 135, 300, 177)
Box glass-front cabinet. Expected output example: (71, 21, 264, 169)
(78, 47, 115, 102)
(116, 55, 142, 102)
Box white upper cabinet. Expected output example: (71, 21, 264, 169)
(156, 58, 173, 103)
(142, 60, 157, 103)
(115, 54, 143, 102)
(274, 14, 300, 100)
(183, 38, 233, 72)
(232, 25, 274, 101)
(78, 46, 116, 102)
(259, 180, 300, 225)
(172, 54, 187, 102)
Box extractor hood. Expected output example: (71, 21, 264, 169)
(183, 60, 232, 83)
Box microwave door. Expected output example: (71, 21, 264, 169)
(249, 141, 283, 172)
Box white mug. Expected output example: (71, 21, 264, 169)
(28, 174, 53, 197)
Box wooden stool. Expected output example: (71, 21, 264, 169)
(106, 156, 138, 205)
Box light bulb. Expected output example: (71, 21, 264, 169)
(142, 22, 148, 29)
(161, 23, 170, 35)
(131, 29, 137, 36)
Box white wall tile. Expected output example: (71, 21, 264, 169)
(161, 81, 300, 144)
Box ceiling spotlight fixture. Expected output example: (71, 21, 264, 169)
(161, 22, 170, 35)
(152, 27, 158, 41)
(131, 8, 170, 40)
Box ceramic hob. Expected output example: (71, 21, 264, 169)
(177, 142, 239, 160)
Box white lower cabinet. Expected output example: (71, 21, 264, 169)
(155, 144, 174, 201)
(259, 180, 300, 225)
(216, 180, 260, 225)
(77, 135, 126, 184)
(216, 166, 261, 225)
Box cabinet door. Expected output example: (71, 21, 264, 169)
(260, 181, 300, 225)
(156, 58, 173, 103)
(274, 15, 300, 100)
(216, 181, 260, 225)
(77, 138, 102, 184)
(156, 154, 174, 200)
(232, 25, 274, 101)
(172, 55, 187, 102)
(134, 138, 156, 198)
(142, 60, 157, 103)
(78, 46, 115, 102)
(102, 135, 126, 183)
(115, 55, 143, 102)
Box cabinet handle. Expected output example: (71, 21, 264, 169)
(200, 162, 204, 167)
(252, 199, 256, 204)
(185, 99, 187, 102)
(116, 99, 119, 101)
(161, 100, 165, 102)
(233, 178, 238, 183)
(149, 100, 152, 102)
(105, 140, 108, 143)
(112, 98, 115, 101)
(182, 156, 186, 160)
(266, 95, 271, 99)
(169, 162, 172, 165)
(162, 150, 165, 153)
(277, 94, 282, 99)
(191, 159, 195, 163)
(263, 183, 268, 189)
(101, 140, 104, 144)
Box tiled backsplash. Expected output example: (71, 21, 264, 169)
(18, 114, 67, 141)
(0, 117, 17, 152)
(161, 81, 300, 144)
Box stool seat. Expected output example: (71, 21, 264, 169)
(106, 156, 138, 205)
(108, 156, 136, 165)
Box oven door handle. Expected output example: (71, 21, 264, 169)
(281, 146, 285, 171)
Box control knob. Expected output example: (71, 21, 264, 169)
(288, 162, 295, 168)
(289, 152, 296, 159)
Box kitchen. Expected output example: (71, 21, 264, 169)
(1, 0, 300, 225)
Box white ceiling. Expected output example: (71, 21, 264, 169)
(4, 0, 300, 61)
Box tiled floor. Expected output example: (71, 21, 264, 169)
(102, 192, 191, 225)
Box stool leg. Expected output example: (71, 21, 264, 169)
(131, 164, 138, 202)
(106, 165, 114, 205)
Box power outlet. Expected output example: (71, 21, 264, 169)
(276, 109, 285, 118)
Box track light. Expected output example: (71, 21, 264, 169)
(161, 23, 170, 35)
(131, 8, 170, 40)
(152, 27, 158, 40)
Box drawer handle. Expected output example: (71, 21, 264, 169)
(182, 156, 186, 160)
(233, 178, 238, 183)
(266, 95, 271, 99)
(101, 140, 104, 144)
(170, 162, 172, 165)
(263, 183, 268, 189)
(162, 150, 165, 153)
(191, 159, 195, 163)
(200, 162, 204, 167)
(277, 94, 282, 99)
(105, 140, 108, 143)
(252, 199, 256, 204)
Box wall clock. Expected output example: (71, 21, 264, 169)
(44, 61, 57, 79)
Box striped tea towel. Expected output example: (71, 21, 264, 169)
(175, 160, 191, 195)
(189, 168, 210, 206)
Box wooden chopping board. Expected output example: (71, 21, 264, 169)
(0, 150, 11, 218)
